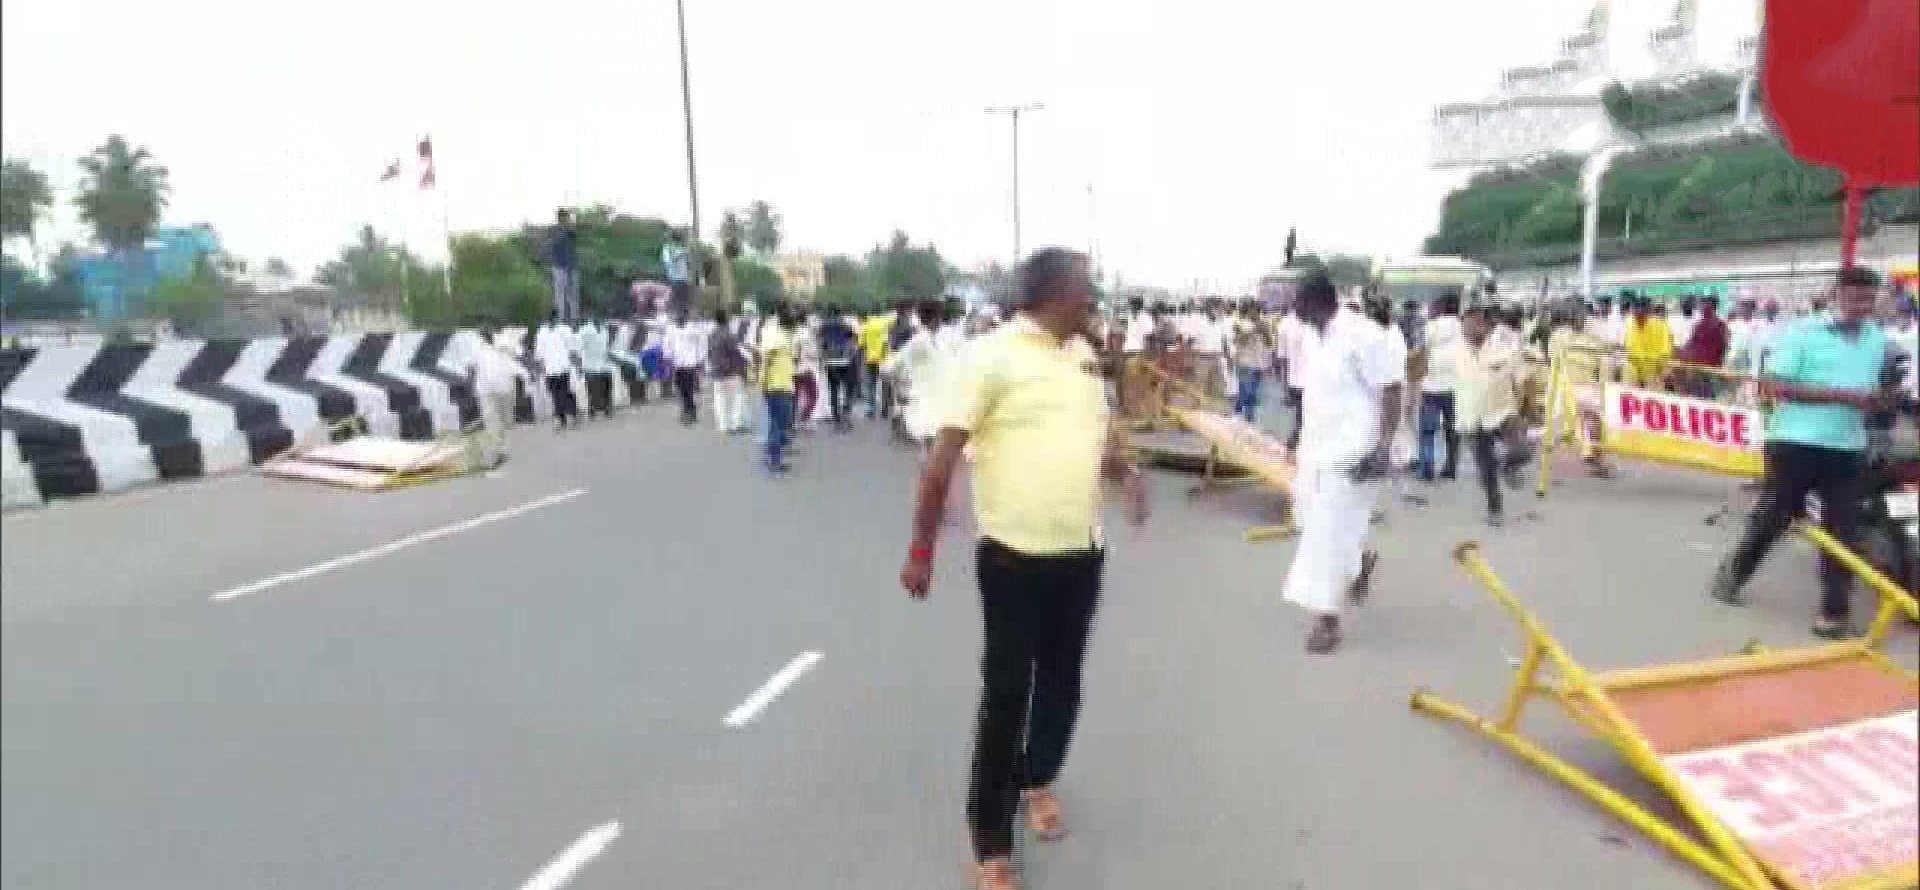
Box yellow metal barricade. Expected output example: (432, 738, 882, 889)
(1537, 344, 1770, 498)
(1412, 535, 1919, 890)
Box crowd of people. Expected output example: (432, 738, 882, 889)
(458, 248, 1915, 890)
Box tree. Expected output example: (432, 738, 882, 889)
(74, 135, 170, 255)
(745, 200, 783, 256)
(732, 257, 785, 305)
(1, 158, 52, 244)
(718, 210, 745, 259)
(867, 230, 945, 302)
(317, 225, 409, 306)
(264, 256, 293, 280)
(145, 254, 227, 335)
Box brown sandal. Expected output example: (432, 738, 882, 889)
(975, 856, 1022, 890)
(1023, 787, 1069, 842)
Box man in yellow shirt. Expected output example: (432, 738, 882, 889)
(900, 248, 1147, 890)
(758, 304, 798, 474)
(1624, 297, 1674, 389)
(860, 310, 894, 418)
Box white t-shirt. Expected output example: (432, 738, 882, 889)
(533, 325, 578, 377)
(1186, 315, 1228, 354)
(663, 321, 708, 370)
(1295, 308, 1406, 468)
(468, 340, 523, 396)
(1122, 311, 1150, 353)
(576, 324, 611, 373)
(1670, 314, 1697, 353)
(1275, 314, 1308, 380)
(1422, 314, 1463, 393)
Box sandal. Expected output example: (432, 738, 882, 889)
(1347, 551, 1378, 604)
(975, 856, 1022, 890)
(1022, 788, 1069, 842)
(1305, 617, 1342, 654)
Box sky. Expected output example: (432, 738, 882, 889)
(1, 0, 1755, 291)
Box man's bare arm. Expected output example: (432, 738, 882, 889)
(910, 428, 971, 551)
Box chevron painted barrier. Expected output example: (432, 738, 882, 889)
(0, 323, 658, 509)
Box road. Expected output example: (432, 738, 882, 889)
(4, 399, 1914, 890)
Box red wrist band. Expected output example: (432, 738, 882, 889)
(909, 544, 934, 562)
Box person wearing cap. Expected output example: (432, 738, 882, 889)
(1282, 271, 1405, 654)
(1710, 267, 1899, 639)
(900, 247, 1146, 890)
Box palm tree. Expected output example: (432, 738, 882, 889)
(746, 200, 782, 256)
(74, 136, 170, 317)
(74, 135, 170, 255)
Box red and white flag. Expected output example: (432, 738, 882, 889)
(417, 136, 436, 189)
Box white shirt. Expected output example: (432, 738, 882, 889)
(1422, 314, 1463, 393)
(1295, 308, 1405, 468)
(1275, 314, 1308, 374)
(1670, 314, 1697, 353)
(576, 324, 611, 373)
(1186, 315, 1229, 354)
(468, 340, 523, 396)
(1598, 312, 1627, 347)
(663, 321, 708, 370)
(533, 325, 578, 377)
(1122, 311, 1150, 353)
(643, 319, 665, 351)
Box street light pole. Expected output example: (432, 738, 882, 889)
(675, 0, 703, 291)
(986, 104, 1042, 266)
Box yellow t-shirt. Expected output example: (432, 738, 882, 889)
(860, 315, 892, 365)
(759, 323, 796, 393)
(946, 316, 1110, 555)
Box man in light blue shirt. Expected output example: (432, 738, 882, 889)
(1711, 268, 1897, 638)
(662, 229, 692, 315)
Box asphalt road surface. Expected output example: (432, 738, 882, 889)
(5, 399, 1915, 890)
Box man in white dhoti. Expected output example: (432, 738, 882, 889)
(1281, 272, 1406, 654)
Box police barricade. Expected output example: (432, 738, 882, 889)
(1126, 361, 1298, 541)
(1411, 537, 1918, 890)
(1536, 344, 1766, 498)
(261, 414, 498, 491)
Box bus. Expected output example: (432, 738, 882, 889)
(1373, 256, 1493, 308)
(1255, 266, 1312, 309)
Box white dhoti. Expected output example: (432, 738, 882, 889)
(1282, 462, 1374, 615)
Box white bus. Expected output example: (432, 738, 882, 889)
(1374, 256, 1493, 308)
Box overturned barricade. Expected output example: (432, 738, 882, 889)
(1412, 537, 1918, 890)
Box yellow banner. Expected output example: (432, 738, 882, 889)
(1601, 384, 1765, 478)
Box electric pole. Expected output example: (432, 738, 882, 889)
(985, 104, 1043, 266)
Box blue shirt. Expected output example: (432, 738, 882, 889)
(662, 244, 690, 284)
(1762, 319, 1889, 451)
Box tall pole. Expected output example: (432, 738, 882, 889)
(675, 0, 703, 291)
(986, 104, 1042, 266)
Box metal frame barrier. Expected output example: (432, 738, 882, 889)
(1411, 535, 1919, 890)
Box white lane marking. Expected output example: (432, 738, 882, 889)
(208, 488, 588, 602)
(725, 650, 823, 727)
(520, 821, 622, 890)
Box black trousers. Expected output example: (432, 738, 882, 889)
(968, 538, 1104, 860)
(544, 374, 578, 424)
(1284, 386, 1304, 450)
(825, 363, 855, 424)
(584, 371, 613, 418)
(1469, 428, 1503, 516)
(672, 368, 700, 422)
(1721, 442, 1864, 621)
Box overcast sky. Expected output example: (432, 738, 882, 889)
(2, 0, 1753, 290)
